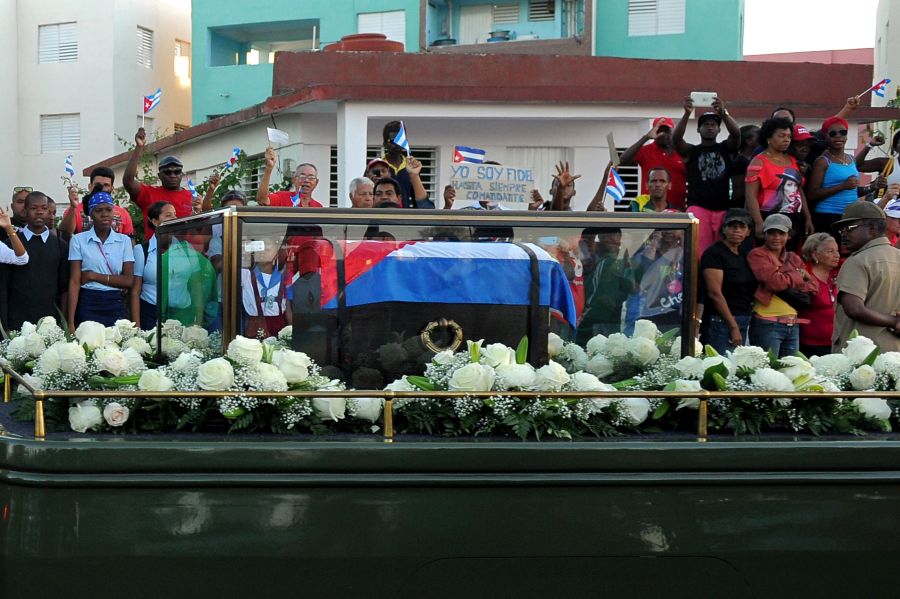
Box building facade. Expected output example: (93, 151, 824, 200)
(1, 0, 191, 202)
(874, 0, 899, 107)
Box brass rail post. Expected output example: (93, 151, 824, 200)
(383, 396, 394, 443)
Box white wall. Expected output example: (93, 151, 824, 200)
(873, 0, 898, 109)
(0, 0, 19, 204)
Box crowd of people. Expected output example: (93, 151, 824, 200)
(1, 102, 899, 356)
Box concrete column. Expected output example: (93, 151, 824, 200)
(336, 102, 368, 208)
(0, 0, 18, 201)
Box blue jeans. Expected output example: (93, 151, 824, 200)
(702, 313, 751, 354)
(749, 316, 799, 358)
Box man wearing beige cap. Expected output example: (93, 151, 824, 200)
(832, 202, 900, 352)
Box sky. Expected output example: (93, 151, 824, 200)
(743, 0, 880, 55)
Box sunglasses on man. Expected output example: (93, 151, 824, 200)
(13, 186, 33, 193)
(159, 168, 183, 176)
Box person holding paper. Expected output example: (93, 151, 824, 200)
(256, 146, 324, 208)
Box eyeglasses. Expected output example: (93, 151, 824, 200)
(295, 174, 318, 181)
(828, 129, 849, 137)
(159, 169, 183, 176)
(13, 186, 32, 193)
(839, 223, 863, 234)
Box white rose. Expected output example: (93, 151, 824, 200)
(254, 362, 288, 391)
(615, 397, 651, 425)
(670, 336, 703, 358)
(21, 332, 45, 357)
(433, 350, 455, 365)
(182, 326, 209, 348)
(778, 356, 814, 382)
(94, 346, 129, 376)
(448, 363, 496, 392)
(534, 360, 570, 391)
(496, 363, 537, 390)
(672, 379, 703, 410)
(196, 358, 235, 390)
(843, 336, 878, 365)
(19, 321, 36, 335)
(21, 373, 43, 390)
(480, 343, 515, 368)
(849, 365, 877, 391)
(313, 397, 346, 421)
(138, 369, 175, 392)
(5, 336, 28, 360)
(226, 335, 264, 365)
(559, 343, 589, 371)
(75, 321, 107, 350)
(40, 341, 87, 374)
(547, 333, 564, 358)
(750, 368, 794, 392)
(68, 401, 103, 432)
(349, 397, 384, 422)
(122, 336, 153, 356)
(569, 371, 605, 392)
(160, 319, 184, 340)
(585, 354, 614, 379)
(114, 319, 139, 340)
(271, 349, 311, 384)
(603, 333, 631, 359)
(628, 337, 661, 366)
(585, 334, 608, 357)
(104, 326, 122, 345)
(632, 319, 659, 341)
(102, 402, 130, 427)
(277, 325, 293, 341)
(36, 316, 62, 337)
(701, 355, 736, 377)
(874, 352, 900, 378)
(809, 353, 852, 378)
(675, 356, 706, 380)
(853, 397, 892, 421)
(121, 348, 146, 373)
(384, 377, 417, 392)
(170, 350, 202, 373)
(161, 337, 188, 360)
(729, 345, 770, 370)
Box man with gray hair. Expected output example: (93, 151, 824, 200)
(348, 177, 374, 208)
(256, 146, 324, 208)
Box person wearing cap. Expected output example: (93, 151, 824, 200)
(807, 116, 868, 235)
(787, 124, 815, 178)
(699, 208, 756, 352)
(672, 95, 740, 255)
(747, 213, 818, 357)
(884, 197, 900, 247)
(256, 146, 324, 208)
(61, 166, 134, 241)
(124, 127, 220, 238)
(380, 121, 433, 209)
(67, 190, 135, 330)
(831, 202, 900, 352)
(619, 116, 687, 210)
(745, 117, 814, 250)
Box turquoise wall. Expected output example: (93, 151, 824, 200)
(595, 0, 744, 61)
(192, 0, 421, 123)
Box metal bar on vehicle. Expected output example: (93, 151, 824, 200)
(698, 399, 708, 443)
(384, 398, 394, 443)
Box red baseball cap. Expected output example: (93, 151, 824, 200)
(792, 124, 814, 141)
(653, 116, 676, 130)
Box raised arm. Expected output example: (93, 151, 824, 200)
(201, 171, 220, 213)
(256, 146, 276, 206)
(123, 128, 146, 200)
(854, 134, 890, 173)
(619, 125, 657, 166)
(715, 97, 741, 151)
(672, 97, 693, 157)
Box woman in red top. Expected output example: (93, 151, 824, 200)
(797, 233, 840, 356)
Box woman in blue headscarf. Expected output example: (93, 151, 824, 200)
(67, 190, 135, 330)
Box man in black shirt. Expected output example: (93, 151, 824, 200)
(673, 95, 740, 257)
(0, 192, 69, 330)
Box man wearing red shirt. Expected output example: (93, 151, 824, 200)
(256, 146, 324, 208)
(620, 116, 688, 210)
(123, 128, 219, 237)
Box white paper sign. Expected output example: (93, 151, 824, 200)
(448, 163, 535, 208)
(267, 127, 289, 146)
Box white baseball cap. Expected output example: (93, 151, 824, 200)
(885, 198, 900, 219)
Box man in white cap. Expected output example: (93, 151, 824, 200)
(883, 196, 900, 247)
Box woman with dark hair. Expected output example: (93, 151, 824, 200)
(67, 191, 135, 330)
(797, 233, 840, 357)
(700, 208, 756, 352)
(131, 201, 177, 330)
(807, 116, 865, 234)
(745, 117, 814, 250)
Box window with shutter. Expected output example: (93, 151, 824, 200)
(329, 146, 437, 207)
(492, 4, 520, 25)
(38, 22, 78, 63)
(628, 0, 685, 37)
(137, 26, 154, 68)
(357, 11, 406, 48)
(528, 0, 556, 22)
(40, 114, 80, 153)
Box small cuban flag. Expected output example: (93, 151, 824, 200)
(223, 147, 240, 170)
(392, 121, 411, 156)
(290, 190, 303, 207)
(605, 168, 627, 203)
(187, 178, 198, 198)
(453, 145, 486, 164)
(873, 77, 892, 98)
(143, 87, 162, 114)
(64, 155, 75, 177)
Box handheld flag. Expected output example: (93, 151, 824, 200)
(187, 179, 198, 198)
(64, 155, 75, 177)
(392, 121, 410, 156)
(290, 190, 303, 207)
(873, 78, 892, 98)
(143, 88, 162, 114)
(605, 168, 626, 203)
(453, 145, 486, 164)
(224, 147, 240, 170)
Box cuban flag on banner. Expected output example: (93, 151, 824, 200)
(284, 241, 577, 327)
(453, 145, 487, 164)
(64, 155, 75, 177)
(187, 179, 198, 198)
(392, 121, 410, 156)
(224, 147, 240, 170)
(143, 88, 162, 114)
(873, 77, 892, 98)
(605, 168, 627, 203)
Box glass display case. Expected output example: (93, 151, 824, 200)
(157, 208, 699, 387)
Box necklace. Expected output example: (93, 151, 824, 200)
(812, 268, 836, 304)
(828, 150, 850, 165)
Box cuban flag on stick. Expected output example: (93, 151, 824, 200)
(64, 155, 75, 178)
(605, 168, 627, 203)
(224, 147, 240, 170)
(187, 178, 198, 198)
(143, 88, 161, 114)
(859, 78, 892, 98)
(392, 121, 410, 156)
(453, 145, 487, 164)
